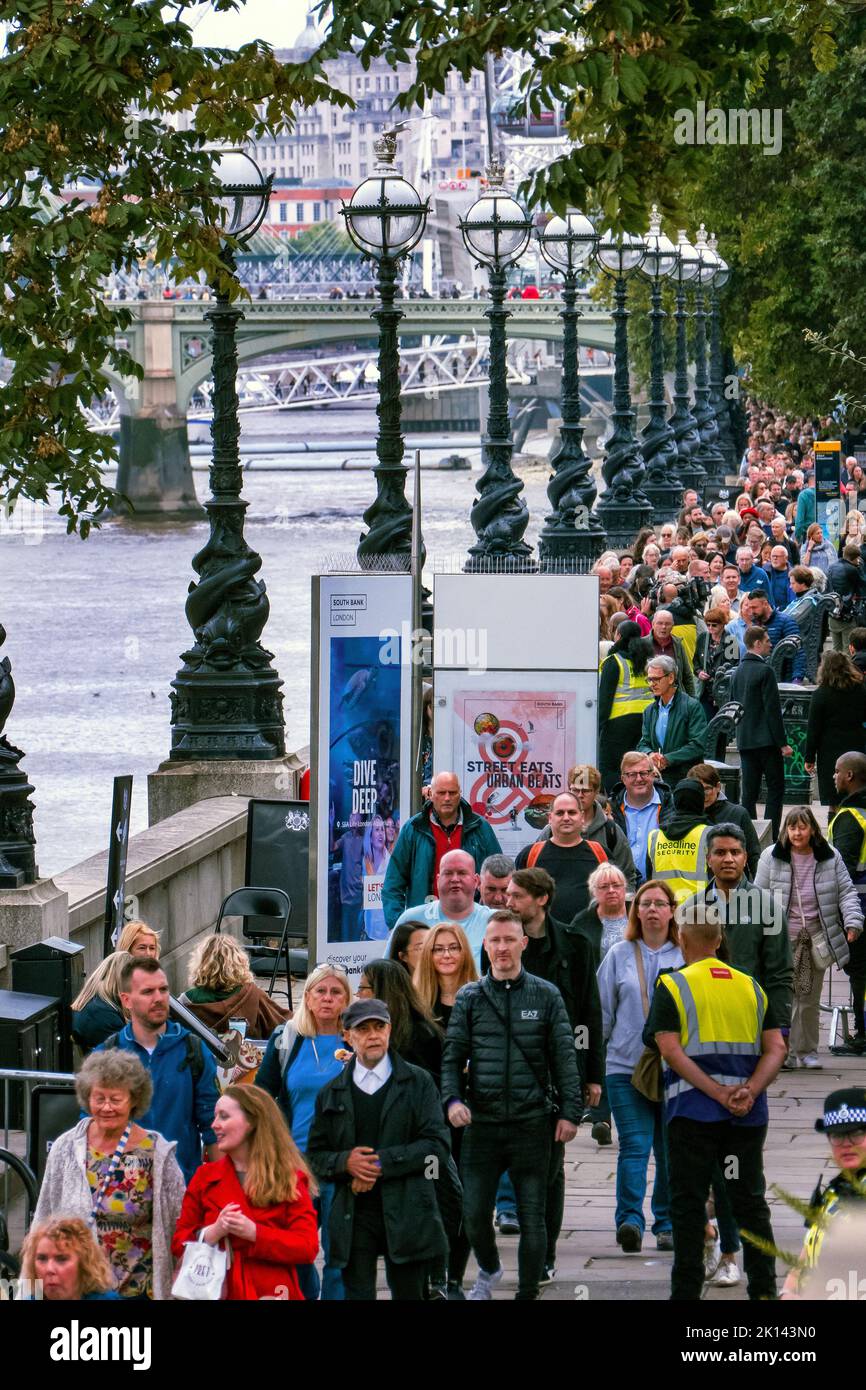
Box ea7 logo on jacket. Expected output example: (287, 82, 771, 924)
(521, 1010, 539, 1020)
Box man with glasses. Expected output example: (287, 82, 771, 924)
(637, 656, 707, 789)
(610, 752, 671, 885)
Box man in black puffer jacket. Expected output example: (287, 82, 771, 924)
(441, 910, 581, 1301)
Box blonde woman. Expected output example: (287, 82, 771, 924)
(172, 1085, 318, 1301)
(181, 933, 289, 1038)
(71, 950, 133, 1050)
(117, 920, 160, 958)
(413, 921, 478, 1029)
(19, 1217, 119, 1301)
(257, 963, 352, 1300)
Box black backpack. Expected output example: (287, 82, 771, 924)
(103, 1030, 205, 1085)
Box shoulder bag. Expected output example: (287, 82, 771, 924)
(630, 943, 664, 1104)
(792, 870, 834, 974)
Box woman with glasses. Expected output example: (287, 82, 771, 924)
(413, 921, 478, 1029)
(596, 879, 683, 1254)
(694, 606, 739, 718)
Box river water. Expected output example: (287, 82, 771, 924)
(2, 406, 557, 875)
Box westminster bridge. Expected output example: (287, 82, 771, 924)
(106, 296, 614, 514)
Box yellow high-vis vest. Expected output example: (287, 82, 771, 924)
(671, 623, 697, 665)
(657, 956, 767, 1122)
(647, 824, 710, 903)
(828, 806, 866, 873)
(608, 654, 654, 720)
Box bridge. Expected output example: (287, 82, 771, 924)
(110, 296, 614, 516)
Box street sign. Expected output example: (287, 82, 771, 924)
(103, 775, 133, 956)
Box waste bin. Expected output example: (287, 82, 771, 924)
(11, 938, 84, 1072)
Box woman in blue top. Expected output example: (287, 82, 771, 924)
(19, 1217, 121, 1300)
(258, 962, 351, 1300)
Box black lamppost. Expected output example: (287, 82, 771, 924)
(592, 229, 652, 547)
(638, 206, 682, 520)
(342, 129, 429, 569)
(170, 150, 285, 762)
(668, 228, 705, 493)
(0, 623, 36, 886)
(460, 158, 535, 572)
(707, 232, 737, 474)
(689, 224, 726, 486)
(536, 210, 606, 570)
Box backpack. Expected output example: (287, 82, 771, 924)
(103, 1029, 205, 1085)
(526, 837, 608, 869)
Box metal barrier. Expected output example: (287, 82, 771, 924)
(1, 1068, 75, 1216)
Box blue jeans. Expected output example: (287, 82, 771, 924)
(495, 1171, 517, 1220)
(296, 1180, 344, 1301)
(607, 1073, 671, 1236)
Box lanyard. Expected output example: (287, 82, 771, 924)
(91, 1122, 132, 1214)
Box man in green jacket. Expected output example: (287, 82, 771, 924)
(382, 771, 502, 929)
(637, 656, 708, 789)
(677, 823, 793, 1031)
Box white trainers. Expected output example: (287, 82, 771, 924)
(467, 1267, 504, 1300)
(703, 1236, 722, 1280)
(709, 1258, 741, 1288)
(799, 1053, 823, 1069)
(781, 1053, 798, 1070)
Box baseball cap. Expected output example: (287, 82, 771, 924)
(342, 998, 390, 1029)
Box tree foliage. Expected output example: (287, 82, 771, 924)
(0, 0, 859, 526)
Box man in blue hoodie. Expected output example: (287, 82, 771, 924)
(96, 956, 219, 1183)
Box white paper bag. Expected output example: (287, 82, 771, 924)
(172, 1238, 230, 1301)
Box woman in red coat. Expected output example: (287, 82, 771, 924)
(173, 1084, 318, 1300)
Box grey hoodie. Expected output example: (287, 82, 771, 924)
(596, 937, 684, 1073)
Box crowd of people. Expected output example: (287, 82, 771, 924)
(10, 402, 866, 1305)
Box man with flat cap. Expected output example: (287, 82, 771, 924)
(307, 997, 451, 1300)
(780, 1086, 866, 1298)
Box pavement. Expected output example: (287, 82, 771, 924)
(481, 969, 861, 1302)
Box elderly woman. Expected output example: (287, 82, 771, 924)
(18, 1217, 120, 1301)
(34, 1050, 185, 1299)
(755, 807, 859, 1069)
(71, 950, 132, 1050)
(596, 880, 683, 1253)
(180, 933, 289, 1038)
(257, 963, 352, 1300)
(116, 920, 160, 958)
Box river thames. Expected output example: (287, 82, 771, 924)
(3, 406, 557, 875)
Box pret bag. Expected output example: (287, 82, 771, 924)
(172, 1235, 231, 1301)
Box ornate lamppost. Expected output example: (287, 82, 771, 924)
(668, 228, 705, 493)
(170, 150, 285, 761)
(0, 624, 36, 886)
(638, 206, 682, 520)
(707, 232, 737, 474)
(342, 129, 429, 568)
(536, 210, 606, 570)
(689, 224, 726, 487)
(460, 158, 535, 572)
(592, 229, 652, 547)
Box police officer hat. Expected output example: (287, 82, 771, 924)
(815, 1087, 866, 1136)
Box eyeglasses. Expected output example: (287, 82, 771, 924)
(828, 1127, 866, 1143)
(623, 769, 653, 779)
(647, 676, 667, 684)
(638, 899, 671, 910)
(432, 945, 461, 956)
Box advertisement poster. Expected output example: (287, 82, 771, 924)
(450, 687, 579, 859)
(312, 576, 412, 982)
(815, 440, 842, 545)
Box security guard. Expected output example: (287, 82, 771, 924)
(644, 913, 787, 1300)
(780, 1086, 866, 1298)
(598, 622, 654, 791)
(646, 778, 711, 903)
(828, 752, 866, 1054)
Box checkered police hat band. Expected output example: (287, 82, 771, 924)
(825, 1107, 866, 1127)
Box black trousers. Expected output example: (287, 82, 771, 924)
(342, 1208, 429, 1301)
(667, 1118, 777, 1301)
(545, 1138, 566, 1267)
(740, 745, 786, 840)
(845, 931, 866, 1037)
